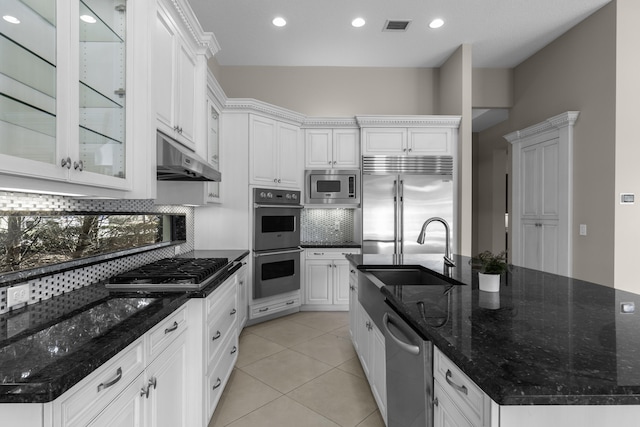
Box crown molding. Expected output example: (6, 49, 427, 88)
(224, 99, 306, 125)
(168, 0, 221, 57)
(504, 111, 580, 144)
(302, 117, 359, 128)
(356, 115, 461, 128)
(206, 72, 227, 112)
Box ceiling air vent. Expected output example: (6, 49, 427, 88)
(383, 20, 412, 32)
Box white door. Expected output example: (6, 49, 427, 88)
(277, 122, 301, 188)
(305, 129, 332, 168)
(408, 128, 452, 155)
(305, 260, 332, 305)
(333, 260, 351, 305)
(333, 129, 359, 168)
(88, 378, 144, 427)
(250, 116, 277, 185)
(145, 334, 188, 427)
(175, 43, 198, 148)
(154, 9, 176, 135)
(362, 128, 407, 155)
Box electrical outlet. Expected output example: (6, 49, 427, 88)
(7, 283, 30, 308)
(174, 245, 181, 255)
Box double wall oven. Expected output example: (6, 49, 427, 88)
(253, 188, 303, 299)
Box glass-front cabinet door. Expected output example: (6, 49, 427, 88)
(77, 0, 126, 179)
(0, 0, 58, 170)
(0, 0, 130, 192)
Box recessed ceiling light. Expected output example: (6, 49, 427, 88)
(272, 17, 286, 27)
(3, 15, 20, 24)
(80, 15, 97, 24)
(352, 17, 366, 28)
(429, 18, 444, 29)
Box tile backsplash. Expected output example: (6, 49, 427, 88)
(301, 208, 356, 243)
(0, 191, 194, 314)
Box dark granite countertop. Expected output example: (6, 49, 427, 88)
(347, 253, 640, 406)
(301, 242, 361, 248)
(0, 249, 249, 403)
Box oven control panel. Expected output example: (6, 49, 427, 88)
(254, 188, 300, 205)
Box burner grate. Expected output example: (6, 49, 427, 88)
(109, 258, 229, 285)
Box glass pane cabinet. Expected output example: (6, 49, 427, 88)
(78, 0, 125, 178)
(0, 0, 57, 164)
(0, 0, 131, 192)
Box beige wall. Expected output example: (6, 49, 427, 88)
(215, 66, 439, 116)
(614, 0, 640, 292)
(472, 68, 514, 108)
(477, 1, 617, 286)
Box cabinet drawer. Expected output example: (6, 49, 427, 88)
(206, 332, 239, 420)
(251, 295, 300, 319)
(206, 274, 237, 320)
(306, 248, 360, 259)
(206, 295, 238, 370)
(433, 347, 484, 426)
(146, 305, 188, 362)
(57, 338, 144, 427)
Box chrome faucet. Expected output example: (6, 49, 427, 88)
(417, 217, 455, 267)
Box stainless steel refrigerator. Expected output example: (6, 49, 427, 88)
(362, 156, 455, 255)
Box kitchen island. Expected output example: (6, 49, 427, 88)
(348, 253, 640, 425)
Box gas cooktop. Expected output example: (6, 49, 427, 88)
(106, 257, 230, 292)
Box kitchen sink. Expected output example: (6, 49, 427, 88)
(365, 268, 459, 287)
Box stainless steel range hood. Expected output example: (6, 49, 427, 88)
(156, 131, 221, 181)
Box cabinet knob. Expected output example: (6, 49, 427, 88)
(277, 179, 281, 183)
(433, 397, 439, 407)
(73, 160, 84, 171)
(61, 157, 72, 169)
(333, 161, 336, 165)
(408, 148, 412, 152)
(212, 330, 221, 341)
(328, 161, 332, 165)
(230, 308, 237, 316)
(212, 378, 222, 390)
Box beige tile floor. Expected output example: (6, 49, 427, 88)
(208, 311, 385, 427)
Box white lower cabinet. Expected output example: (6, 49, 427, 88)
(352, 301, 387, 424)
(433, 347, 494, 427)
(348, 267, 358, 347)
(51, 305, 189, 427)
(303, 248, 360, 310)
(236, 261, 249, 331)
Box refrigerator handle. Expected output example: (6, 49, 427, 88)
(398, 179, 404, 253)
(393, 180, 399, 254)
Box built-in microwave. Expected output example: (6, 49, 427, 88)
(305, 169, 360, 205)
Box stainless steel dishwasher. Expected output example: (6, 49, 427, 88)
(383, 310, 433, 427)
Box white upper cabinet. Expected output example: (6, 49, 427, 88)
(154, 0, 212, 157)
(0, 0, 155, 198)
(305, 128, 359, 169)
(357, 116, 461, 158)
(249, 114, 302, 189)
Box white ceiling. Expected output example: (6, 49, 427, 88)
(187, 0, 611, 68)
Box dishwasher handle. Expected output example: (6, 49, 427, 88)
(383, 312, 420, 356)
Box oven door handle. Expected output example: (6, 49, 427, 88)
(254, 204, 304, 209)
(254, 247, 304, 257)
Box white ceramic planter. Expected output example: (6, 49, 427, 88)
(478, 272, 500, 292)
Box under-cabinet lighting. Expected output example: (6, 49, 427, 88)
(429, 18, 444, 29)
(80, 15, 97, 24)
(3, 15, 20, 24)
(351, 18, 366, 28)
(272, 17, 286, 27)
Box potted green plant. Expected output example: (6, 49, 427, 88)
(469, 250, 509, 292)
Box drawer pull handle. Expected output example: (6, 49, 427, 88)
(164, 321, 178, 334)
(350, 269, 356, 273)
(213, 378, 222, 390)
(148, 377, 157, 390)
(97, 367, 122, 392)
(259, 307, 269, 312)
(230, 308, 237, 316)
(212, 330, 221, 341)
(445, 369, 468, 395)
(286, 300, 295, 305)
(230, 346, 237, 355)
